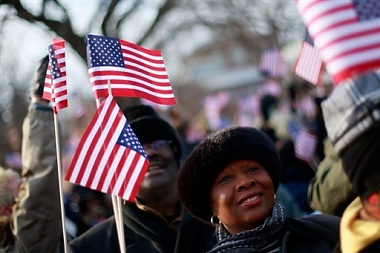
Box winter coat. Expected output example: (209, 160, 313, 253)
(333, 198, 380, 253)
(1, 107, 63, 253)
(280, 214, 340, 253)
(308, 138, 357, 216)
(69, 202, 216, 253)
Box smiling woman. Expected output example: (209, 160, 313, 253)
(177, 126, 341, 253)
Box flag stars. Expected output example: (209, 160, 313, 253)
(48, 45, 62, 78)
(354, 0, 380, 20)
(86, 35, 125, 67)
(117, 124, 147, 158)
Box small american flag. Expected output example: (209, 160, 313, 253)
(86, 34, 176, 105)
(43, 39, 68, 113)
(294, 29, 323, 85)
(294, 128, 318, 162)
(295, 0, 380, 85)
(65, 95, 150, 201)
(259, 49, 288, 77)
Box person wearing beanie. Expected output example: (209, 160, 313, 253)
(69, 104, 216, 253)
(321, 70, 380, 253)
(178, 126, 340, 253)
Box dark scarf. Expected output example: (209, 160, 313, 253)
(122, 202, 178, 252)
(208, 201, 286, 253)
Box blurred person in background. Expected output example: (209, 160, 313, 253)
(308, 138, 357, 217)
(1, 55, 64, 252)
(0, 167, 21, 248)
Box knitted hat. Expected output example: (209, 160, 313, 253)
(177, 126, 282, 223)
(123, 105, 182, 166)
(341, 126, 380, 200)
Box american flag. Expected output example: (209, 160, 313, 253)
(294, 128, 318, 162)
(43, 39, 68, 113)
(295, 0, 380, 85)
(86, 34, 176, 105)
(259, 49, 288, 77)
(294, 29, 323, 85)
(65, 95, 150, 201)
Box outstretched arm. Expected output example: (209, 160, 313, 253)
(12, 98, 63, 252)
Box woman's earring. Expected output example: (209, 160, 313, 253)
(274, 194, 277, 200)
(210, 216, 219, 224)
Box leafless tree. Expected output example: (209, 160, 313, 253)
(0, 0, 304, 152)
(1, 0, 304, 63)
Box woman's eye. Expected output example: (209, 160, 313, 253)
(219, 175, 232, 183)
(247, 167, 258, 173)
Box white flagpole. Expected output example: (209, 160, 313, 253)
(94, 98, 126, 245)
(116, 196, 126, 250)
(112, 195, 126, 252)
(94, 80, 126, 253)
(53, 112, 69, 253)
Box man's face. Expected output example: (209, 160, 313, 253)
(138, 140, 178, 192)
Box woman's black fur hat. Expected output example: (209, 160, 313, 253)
(177, 126, 282, 223)
(123, 104, 182, 166)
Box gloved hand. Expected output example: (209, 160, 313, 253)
(29, 55, 50, 104)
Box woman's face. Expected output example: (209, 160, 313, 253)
(210, 160, 275, 234)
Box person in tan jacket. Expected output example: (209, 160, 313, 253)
(308, 138, 357, 217)
(1, 55, 64, 253)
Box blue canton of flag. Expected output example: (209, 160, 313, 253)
(354, 0, 380, 21)
(49, 46, 62, 78)
(87, 36, 125, 68)
(304, 30, 314, 46)
(116, 123, 148, 159)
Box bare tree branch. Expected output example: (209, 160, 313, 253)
(115, 0, 140, 38)
(137, 0, 179, 45)
(101, 0, 120, 37)
(2, 0, 87, 61)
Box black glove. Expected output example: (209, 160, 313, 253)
(29, 55, 49, 98)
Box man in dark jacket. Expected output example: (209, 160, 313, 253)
(69, 105, 216, 253)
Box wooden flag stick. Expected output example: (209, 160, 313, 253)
(53, 113, 69, 253)
(105, 80, 127, 253)
(112, 196, 126, 252)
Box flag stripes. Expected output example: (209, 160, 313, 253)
(65, 95, 149, 201)
(294, 30, 323, 85)
(296, 0, 380, 84)
(259, 49, 288, 77)
(86, 34, 176, 105)
(43, 39, 68, 113)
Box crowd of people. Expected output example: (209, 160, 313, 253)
(1, 14, 380, 253)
